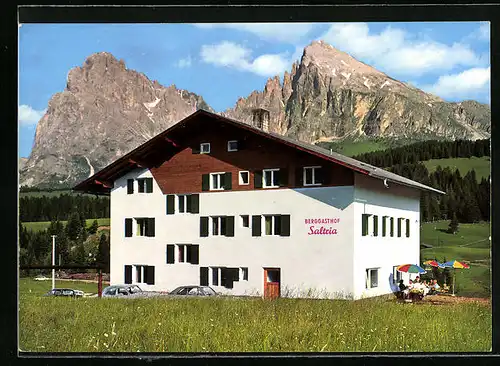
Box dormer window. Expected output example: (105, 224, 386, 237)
(228, 140, 239, 152)
(303, 166, 323, 186)
(200, 143, 211, 154)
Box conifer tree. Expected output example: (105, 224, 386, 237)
(448, 213, 459, 234)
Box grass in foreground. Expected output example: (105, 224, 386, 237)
(22, 218, 110, 233)
(19, 279, 490, 353)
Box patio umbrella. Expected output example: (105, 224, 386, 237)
(396, 264, 427, 274)
(441, 260, 470, 296)
(423, 260, 444, 268)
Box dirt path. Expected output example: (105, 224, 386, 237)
(422, 294, 490, 306)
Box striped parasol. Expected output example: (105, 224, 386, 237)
(423, 260, 444, 268)
(396, 264, 427, 274)
(441, 260, 470, 296)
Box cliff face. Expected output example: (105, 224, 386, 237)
(223, 40, 491, 144)
(20, 52, 213, 188)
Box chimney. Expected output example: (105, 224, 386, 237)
(251, 108, 270, 133)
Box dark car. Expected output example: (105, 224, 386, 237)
(44, 288, 84, 298)
(169, 286, 217, 296)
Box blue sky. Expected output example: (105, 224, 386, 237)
(18, 22, 490, 158)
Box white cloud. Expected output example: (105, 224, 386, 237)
(194, 23, 315, 43)
(420, 67, 490, 100)
(200, 41, 290, 76)
(478, 22, 490, 41)
(320, 23, 483, 76)
(174, 55, 192, 68)
(18, 105, 46, 126)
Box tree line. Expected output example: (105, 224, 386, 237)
(352, 139, 490, 168)
(19, 212, 110, 273)
(389, 163, 489, 224)
(19, 194, 110, 222)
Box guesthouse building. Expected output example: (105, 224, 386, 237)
(74, 109, 444, 299)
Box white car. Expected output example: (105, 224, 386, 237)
(34, 275, 49, 281)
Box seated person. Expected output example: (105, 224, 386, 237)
(414, 276, 420, 283)
(398, 280, 406, 292)
(442, 283, 449, 292)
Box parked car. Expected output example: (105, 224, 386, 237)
(101, 284, 144, 297)
(169, 286, 217, 296)
(44, 288, 84, 298)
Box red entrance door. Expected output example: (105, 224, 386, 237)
(264, 268, 281, 299)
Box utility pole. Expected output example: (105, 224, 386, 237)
(51, 235, 56, 290)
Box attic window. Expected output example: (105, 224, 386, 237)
(200, 143, 210, 154)
(228, 140, 239, 152)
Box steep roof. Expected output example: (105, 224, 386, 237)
(73, 109, 445, 195)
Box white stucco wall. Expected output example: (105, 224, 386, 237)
(110, 168, 356, 298)
(110, 169, 422, 300)
(352, 173, 421, 299)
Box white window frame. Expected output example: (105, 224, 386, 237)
(211, 216, 226, 236)
(263, 215, 280, 236)
(211, 267, 221, 286)
(227, 140, 239, 152)
(366, 268, 379, 289)
(133, 265, 147, 284)
(240, 267, 248, 281)
(303, 166, 322, 186)
(239, 171, 250, 185)
(135, 218, 147, 237)
(392, 266, 402, 284)
(200, 143, 211, 154)
(210, 172, 225, 191)
(263, 168, 280, 188)
(177, 195, 188, 213)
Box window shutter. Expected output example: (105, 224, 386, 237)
(192, 145, 200, 154)
(280, 215, 291, 236)
(225, 216, 235, 237)
(252, 215, 261, 236)
(315, 168, 324, 184)
(254, 170, 263, 189)
(166, 245, 175, 264)
(146, 178, 153, 193)
(406, 219, 410, 237)
(124, 265, 132, 284)
(125, 218, 133, 237)
(295, 167, 304, 186)
(279, 168, 288, 187)
(190, 245, 199, 265)
(202, 174, 210, 191)
(224, 172, 232, 190)
(373, 215, 378, 236)
(147, 218, 155, 237)
(382, 217, 387, 237)
(200, 216, 209, 237)
(145, 266, 155, 285)
(166, 195, 175, 215)
(187, 194, 200, 214)
(361, 214, 368, 236)
(200, 267, 209, 286)
(390, 218, 394, 237)
(127, 179, 134, 194)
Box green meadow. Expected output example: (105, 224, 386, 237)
(18, 278, 491, 353)
(422, 156, 491, 181)
(22, 218, 110, 233)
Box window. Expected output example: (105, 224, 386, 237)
(382, 216, 388, 237)
(132, 265, 155, 285)
(210, 172, 226, 190)
(137, 178, 153, 193)
(176, 245, 200, 264)
(135, 218, 155, 237)
(264, 215, 282, 236)
(239, 171, 249, 185)
(200, 143, 210, 154)
(241, 215, 249, 228)
(373, 215, 379, 236)
(212, 216, 227, 236)
(406, 219, 410, 238)
(263, 169, 280, 188)
(366, 268, 378, 289)
(397, 218, 403, 237)
(241, 267, 248, 281)
(361, 214, 370, 236)
(228, 140, 239, 152)
(390, 217, 394, 237)
(166, 245, 175, 264)
(303, 166, 322, 186)
(392, 266, 402, 284)
(211, 267, 220, 286)
(178, 195, 187, 213)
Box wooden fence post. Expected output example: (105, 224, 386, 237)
(98, 269, 103, 298)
